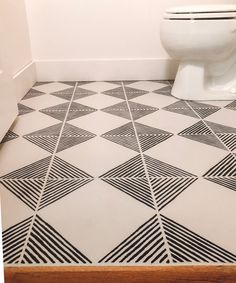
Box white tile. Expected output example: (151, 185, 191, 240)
(145, 135, 227, 176)
(128, 81, 167, 92)
(39, 179, 154, 262)
(0, 184, 33, 231)
(162, 178, 236, 254)
(33, 82, 72, 94)
(10, 112, 59, 136)
(0, 138, 49, 176)
(76, 94, 123, 109)
(201, 100, 233, 107)
(57, 137, 137, 177)
(206, 108, 236, 128)
(69, 111, 128, 135)
(137, 109, 198, 134)
(130, 92, 177, 108)
(80, 82, 118, 93)
(22, 94, 66, 110)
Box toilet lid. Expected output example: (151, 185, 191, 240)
(165, 5, 236, 19)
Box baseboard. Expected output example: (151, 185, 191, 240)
(13, 61, 36, 102)
(35, 58, 178, 82)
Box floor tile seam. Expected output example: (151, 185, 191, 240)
(122, 82, 173, 264)
(186, 101, 236, 159)
(17, 82, 78, 263)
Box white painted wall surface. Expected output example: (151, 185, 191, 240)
(25, 0, 236, 80)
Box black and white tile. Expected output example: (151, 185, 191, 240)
(0, 80, 236, 266)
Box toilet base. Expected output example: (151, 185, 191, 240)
(172, 61, 236, 101)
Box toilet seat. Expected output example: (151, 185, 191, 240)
(164, 5, 236, 20)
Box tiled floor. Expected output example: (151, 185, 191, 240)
(1, 80, 236, 266)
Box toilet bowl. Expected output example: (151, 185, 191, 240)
(160, 5, 236, 100)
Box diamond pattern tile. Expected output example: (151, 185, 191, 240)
(1, 81, 236, 267)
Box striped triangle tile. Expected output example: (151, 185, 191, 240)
(3, 216, 33, 264)
(18, 103, 35, 116)
(99, 215, 169, 264)
(163, 101, 198, 118)
(161, 215, 236, 263)
(101, 101, 131, 120)
(203, 154, 236, 191)
(188, 101, 220, 119)
(153, 85, 172, 96)
(21, 215, 91, 264)
(22, 89, 45, 100)
(124, 86, 149, 100)
(73, 87, 97, 100)
(102, 87, 126, 100)
(1, 130, 19, 144)
(178, 121, 226, 150)
(50, 87, 74, 101)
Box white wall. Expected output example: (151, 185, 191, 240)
(25, 0, 236, 80)
(1, 0, 36, 101)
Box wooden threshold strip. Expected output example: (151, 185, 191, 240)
(4, 265, 236, 283)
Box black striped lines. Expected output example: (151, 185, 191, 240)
(21, 215, 91, 264)
(50, 87, 75, 101)
(100, 155, 154, 208)
(49, 156, 93, 179)
(3, 217, 32, 264)
(102, 101, 158, 121)
(203, 154, 236, 191)
(0, 156, 51, 210)
(179, 121, 226, 150)
(57, 123, 96, 152)
(144, 155, 197, 210)
(1, 130, 19, 144)
(163, 101, 198, 118)
(225, 100, 236, 110)
(206, 121, 236, 151)
(128, 101, 158, 120)
(101, 122, 139, 152)
(124, 86, 149, 100)
(188, 101, 220, 119)
(101, 155, 146, 178)
(22, 89, 45, 100)
(73, 87, 97, 100)
(135, 122, 173, 152)
(102, 87, 126, 100)
(40, 102, 97, 122)
(161, 215, 236, 263)
(24, 123, 62, 153)
(99, 215, 169, 264)
(101, 101, 131, 120)
(18, 103, 35, 116)
(153, 85, 172, 96)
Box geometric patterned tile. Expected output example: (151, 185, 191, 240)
(128, 101, 158, 120)
(99, 215, 170, 264)
(74, 87, 97, 100)
(1, 130, 19, 144)
(39, 102, 97, 122)
(161, 215, 236, 263)
(135, 122, 173, 152)
(101, 101, 131, 120)
(23, 123, 62, 154)
(178, 121, 227, 151)
(101, 122, 139, 152)
(153, 85, 172, 96)
(144, 155, 198, 210)
(206, 121, 236, 151)
(126, 81, 166, 92)
(225, 100, 236, 110)
(57, 123, 96, 153)
(0, 156, 51, 210)
(21, 215, 92, 264)
(3, 216, 32, 264)
(124, 86, 149, 100)
(163, 101, 198, 118)
(32, 82, 73, 94)
(22, 89, 45, 100)
(102, 87, 126, 100)
(188, 101, 221, 119)
(203, 154, 236, 191)
(18, 104, 35, 116)
(50, 87, 75, 101)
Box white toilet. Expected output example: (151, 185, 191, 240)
(160, 5, 236, 100)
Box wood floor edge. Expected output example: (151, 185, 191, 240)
(4, 265, 236, 283)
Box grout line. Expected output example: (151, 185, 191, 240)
(18, 82, 78, 263)
(185, 101, 236, 158)
(121, 82, 173, 264)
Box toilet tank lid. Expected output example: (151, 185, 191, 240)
(166, 5, 236, 14)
